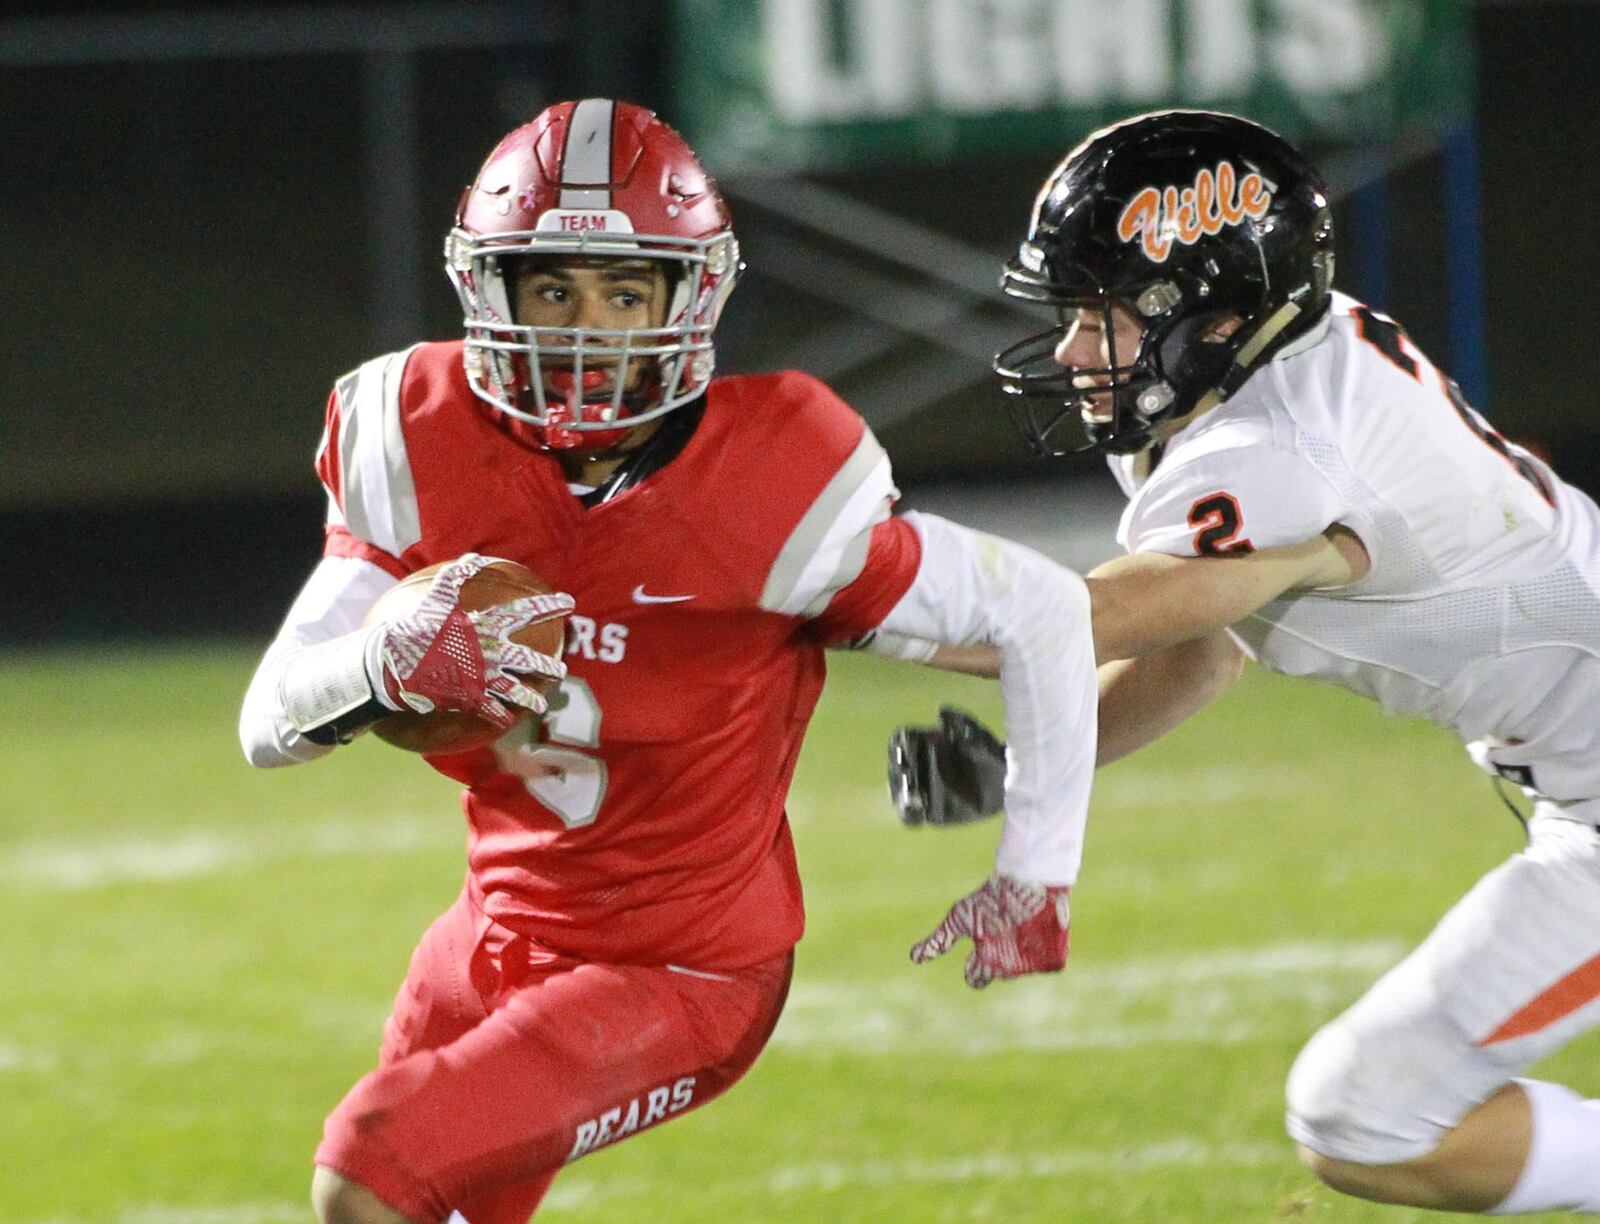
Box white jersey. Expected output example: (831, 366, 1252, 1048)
(1110, 292, 1600, 802)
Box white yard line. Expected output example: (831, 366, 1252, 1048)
(770, 938, 1407, 1055)
(32, 1139, 1281, 1222)
(19, 1207, 309, 1224)
(0, 813, 457, 890)
(1093, 763, 1316, 809)
(0, 937, 1400, 1075)
(116, 1209, 307, 1224)
(789, 762, 1317, 828)
(0, 1039, 55, 1072)
(542, 1137, 1282, 1212)
(5, 759, 1307, 890)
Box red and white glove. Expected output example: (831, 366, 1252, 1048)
(910, 874, 1072, 989)
(379, 554, 572, 729)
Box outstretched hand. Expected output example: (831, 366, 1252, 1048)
(911, 874, 1071, 989)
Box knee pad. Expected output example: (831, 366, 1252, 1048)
(1285, 1019, 1444, 1165)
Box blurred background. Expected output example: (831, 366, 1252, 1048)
(3, 0, 1596, 640)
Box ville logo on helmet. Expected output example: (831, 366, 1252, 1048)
(1116, 161, 1273, 264)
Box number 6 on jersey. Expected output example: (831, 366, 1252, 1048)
(494, 677, 608, 829)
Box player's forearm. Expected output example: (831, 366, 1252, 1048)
(1096, 631, 1244, 766)
(241, 640, 344, 767)
(991, 562, 1097, 884)
(850, 638, 1001, 676)
(238, 556, 399, 768)
(241, 627, 394, 767)
(1086, 537, 1345, 662)
(924, 642, 1001, 677)
(878, 513, 1097, 885)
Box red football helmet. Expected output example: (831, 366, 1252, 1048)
(446, 98, 742, 452)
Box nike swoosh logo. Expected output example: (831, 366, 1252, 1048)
(631, 585, 695, 605)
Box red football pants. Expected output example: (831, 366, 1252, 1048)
(315, 885, 794, 1224)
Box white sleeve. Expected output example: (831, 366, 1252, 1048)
(238, 556, 400, 768)
(1123, 444, 1343, 557)
(876, 511, 1097, 885)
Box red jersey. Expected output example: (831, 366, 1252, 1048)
(314, 341, 921, 970)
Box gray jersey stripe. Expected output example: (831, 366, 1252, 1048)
(798, 498, 887, 618)
(336, 370, 365, 535)
(761, 430, 889, 614)
(379, 351, 422, 553)
(338, 346, 422, 557)
(559, 98, 614, 209)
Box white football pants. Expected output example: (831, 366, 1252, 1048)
(1287, 798, 1600, 1164)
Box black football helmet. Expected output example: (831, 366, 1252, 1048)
(994, 110, 1335, 456)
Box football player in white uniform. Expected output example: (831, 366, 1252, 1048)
(892, 111, 1600, 1214)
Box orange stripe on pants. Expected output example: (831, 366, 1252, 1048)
(1480, 950, 1600, 1046)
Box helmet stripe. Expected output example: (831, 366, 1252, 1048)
(559, 97, 615, 210)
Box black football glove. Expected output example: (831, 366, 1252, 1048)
(887, 706, 1007, 827)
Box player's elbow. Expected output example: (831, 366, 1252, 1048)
(239, 716, 327, 769)
(242, 740, 288, 769)
(1195, 630, 1246, 698)
(1164, 630, 1246, 710)
(239, 658, 334, 768)
(240, 726, 289, 769)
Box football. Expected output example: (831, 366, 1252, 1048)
(362, 557, 568, 755)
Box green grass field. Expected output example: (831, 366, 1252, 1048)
(3, 645, 1593, 1224)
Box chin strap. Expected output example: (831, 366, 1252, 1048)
(583, 397, 706, 506)
(1197, 298, 1306, 413)
(1236, 298, 1306, 366)
(1148, 298, 1313, 446)
(541, 369, 614, 450)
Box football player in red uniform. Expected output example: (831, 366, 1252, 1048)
(240, 99, 1098, 1224)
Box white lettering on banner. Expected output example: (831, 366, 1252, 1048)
(986, 0, 1058, 110)
(1181, 0, 1256, 96)
(764, 0, 918, 121)
(930, 0, 1048, 113)
(1055, 0, 1169, 104)
(567, 1076, 698, 1162)
(1270, 0, 1389, 94)
(762, 0, 1386, 121)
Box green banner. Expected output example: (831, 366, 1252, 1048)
(673, 0, 1472, 173)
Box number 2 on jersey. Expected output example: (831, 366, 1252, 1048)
(1188, 492, 1255, 557)
(492, 677, 608, 829)
(1352, 305, 1555, 507)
